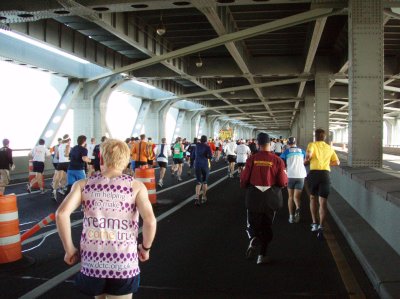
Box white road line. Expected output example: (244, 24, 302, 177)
(21, 165, 227, 245)
(8, 178, 52, 187)
(18, 172, 230, 299)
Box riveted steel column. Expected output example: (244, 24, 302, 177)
(315, 73, 330, 141)
(348, 0, 383, 167)
(304, 95, 315, 146)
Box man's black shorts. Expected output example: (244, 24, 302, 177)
(227, 155, 237, 163)
(32, 161, 45, 173)
(157, 161, 167, 168)
(307, 170, 331, 198)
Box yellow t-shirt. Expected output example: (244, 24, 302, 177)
(307, 141, 339, 171)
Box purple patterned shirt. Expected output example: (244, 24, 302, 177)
(80, 173, 140, 279)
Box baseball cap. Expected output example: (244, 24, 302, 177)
(288, 137, 296, 145)
(257, 132, 270, 146)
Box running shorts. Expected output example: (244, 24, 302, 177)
(307, 170, 330, 198)
(32, 161, 45, 173)
(157, 161, 167, 168)
(173, 158, 183, 164)
(75, 272, 140, 296)
(227, 155, 237, 163)
(287, 178, 304, 190)
(57, 162, 69, 172)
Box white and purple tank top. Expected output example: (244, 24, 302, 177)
(80, 173, 140, 279)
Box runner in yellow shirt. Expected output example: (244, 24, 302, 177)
(305, 129, 340, 240)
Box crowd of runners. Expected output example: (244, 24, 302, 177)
(0, 129, 339, 270)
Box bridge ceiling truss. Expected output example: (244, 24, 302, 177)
(1, 0, 400, 131)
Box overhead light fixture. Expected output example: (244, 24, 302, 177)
(156, 13, 166, 36)
(217, 78, 223, 84)
(195, 53, 203, 68)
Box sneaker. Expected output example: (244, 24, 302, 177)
(245, 237, 260, 260)
(229, 174, 234, 178)
(58, 188, 66, 195)
(201, 196, 207, 204)
(194, 199, 200, 206)
(177, 176, 182, 182)
(294, 209, 301, 223)
(40, 189, 46, 195)
(288, 215, 294, 224)
(26, 184, 31, 194)
(311, 223, 318, 232)
(257, 255, 271, 265)
(158, 180, 163, 187)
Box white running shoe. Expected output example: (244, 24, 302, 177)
(311, 223, 319, 232)
(288, 215, 294, 224)
(257, 255, 271, 265)
(158, 180, 163, 187)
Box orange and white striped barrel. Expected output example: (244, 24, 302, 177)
(0, 194, 22, 264)
(28, 160, 44, 190)
(135, 168, 156, 204)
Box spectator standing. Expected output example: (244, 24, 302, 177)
(0, 139, 14, 195)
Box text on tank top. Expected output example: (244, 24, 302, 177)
(80, 173, 140, 279)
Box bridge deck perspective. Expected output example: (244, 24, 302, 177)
(0, 159, 380, 299)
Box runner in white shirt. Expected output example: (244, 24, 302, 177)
(274, 139, 284, 156)
(27, 138, 51, 194)
(155, 138, 172, 187)
(235, 140, 251, 174)
(224, 140, 237, 178)
(52, 134, 71, 200)
(280, 137, 307, 223)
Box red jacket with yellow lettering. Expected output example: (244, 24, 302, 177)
(240, 151, 287, 188)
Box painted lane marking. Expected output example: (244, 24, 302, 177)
(324, 222, 365, 299)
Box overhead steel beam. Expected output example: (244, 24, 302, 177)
(158, 77, 311, 101)
(87, 8, 340, 82)
(192, 1, 278, 123)
(291, 15, 327, 126)
(335, 78, 400, 93)
(213, 109, 300, 117)
(191, 99, 303, 112)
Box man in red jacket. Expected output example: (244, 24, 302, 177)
(240, 132, 287, 264)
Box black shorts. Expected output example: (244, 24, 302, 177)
(57, 162, 69, 172)
(157, 161, 167, 168)
(75, 272, 140, 296)
(32, 161, 45, 173)
(173, 158, 183, 164)
(307, 170, 331, 198)
(147, 160, 153, 166)
(53, 163, 58, 170)
(237, 162, 245, 167)
(227, 155, 237, 163)
(135, 161, 148, 169)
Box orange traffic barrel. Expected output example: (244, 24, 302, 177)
(0, 194, 22, 264)
(135, 168, 156, 204)
(28, 160, 44, 190)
